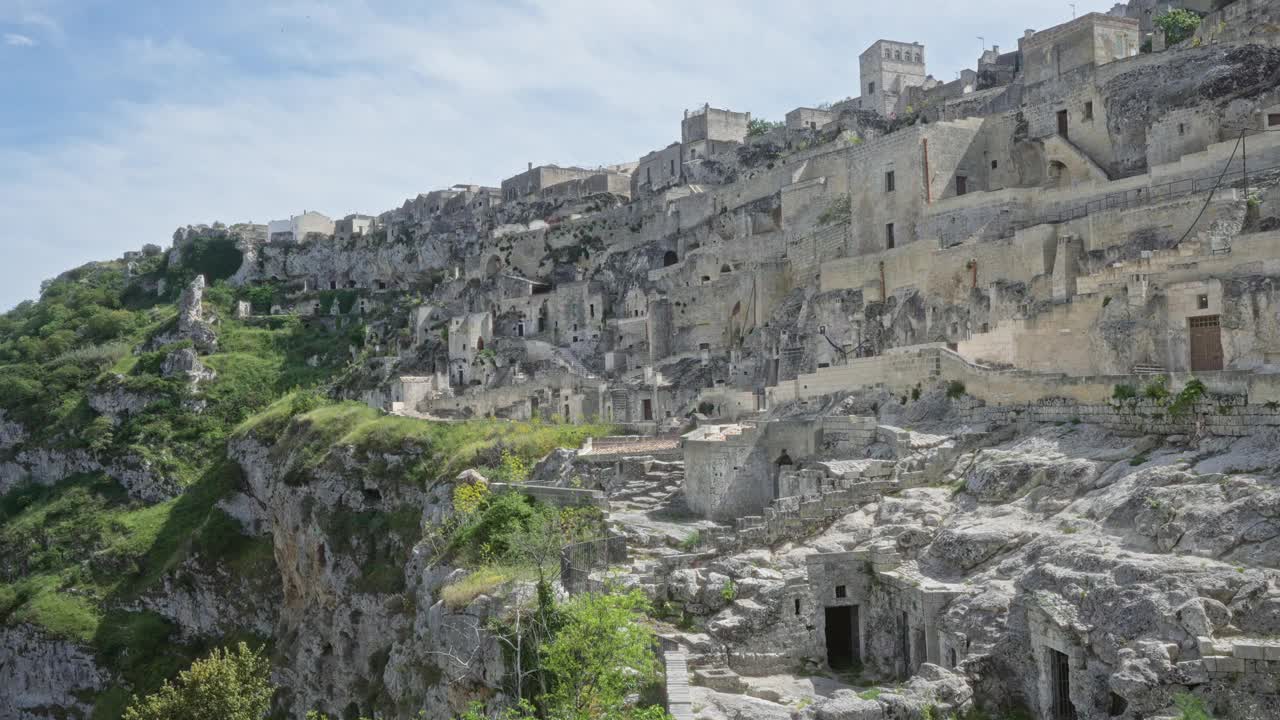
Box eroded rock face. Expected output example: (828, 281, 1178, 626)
(228, 435, 509, 719)
(0, 446, 176, 502)
(0, 625, 107, 720)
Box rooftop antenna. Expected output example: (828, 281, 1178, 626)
(1070, 3, 1077, 18)
(978, 36, 985, 54)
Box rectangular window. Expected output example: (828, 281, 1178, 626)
(869, 81, 876, 95)
(885, 223, 896, 249)
(1084, 101, 1094, 120)
(956, 176, 968, 196)
(1269, 113, 1280, 127)
(670, 159, 676, 176)
(835, 585, 847, 599)
(885, 170, 895, 192)
(1178, 123, 1186, 136)
(1198, 294, 1209, 310)
(991, 159, 999, 170)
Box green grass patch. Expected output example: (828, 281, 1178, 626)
(440, 565, 538, 610)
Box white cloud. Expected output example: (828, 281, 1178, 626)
(3, 33, 35, 47)
(0, 0, 1117, 310)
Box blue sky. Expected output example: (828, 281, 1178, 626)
(0, 0, 1117, 311)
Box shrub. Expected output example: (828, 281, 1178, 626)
(1156, 8, 1202, 45)
(1112, 384, 1137, 401)
(946, 381, 966, 400)
(1169, 377, 1207, 418)
(1173, 693, 1212, 720)
(122, 643, 273, 720)
(747, 118, 785, 137)
(1143, 376, 1171, 403)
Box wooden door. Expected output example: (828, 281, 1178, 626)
(1189, 315, 1223, 371)
(1057, 110, 1069, 138)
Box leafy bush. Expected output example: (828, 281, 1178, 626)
(1156, 8, 1202, 45)
(1142, 376, 1171, 403)
(174, 236, 243, 285)
(540, 590, 666, 720)
(747, 118, 785, 137)
(946, 381, 966, 400)
(122, 643, 272, 720)
(1169, 377, 1208, 418)
(1112, 384, 1137, 401)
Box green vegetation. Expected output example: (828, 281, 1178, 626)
(459, 589, 671, 720)
(1173, 693, 1214, 720)
(720, 579, 737, 603)
(1112, 384, 1137, 401)
(239, 399, 611, 487)
(442, 565, 541, 610)
(1156, 8, 1202, 45)
(0, 234, 627, 719)
(946, 380, 967, 400)
(747, 118, 785, 137)
(858, 688, 882, 701)
(1142, 375, 1171, 403)
(1169, 377, 1207, 419)
(122, 643, 273, 720)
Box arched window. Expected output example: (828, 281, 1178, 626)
(663, 250, 678, 267)
(720, 264, 732, 274)
(476, 337, 485, 351)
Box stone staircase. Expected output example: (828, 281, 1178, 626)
(610, 460, 685, 514)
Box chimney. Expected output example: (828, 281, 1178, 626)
(1025, 29, 1036, 38)
(993, 44, 1000, 54)
(527, 162, 533, 171)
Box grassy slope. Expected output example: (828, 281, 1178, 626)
(0, 238, 618, 717)
(0, 241, 348, 717)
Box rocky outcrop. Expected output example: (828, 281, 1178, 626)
(227, 432, 510, 719)
(0, 625, 107, 720)
(176, 275, 218, 353)
(0, 447, 177, 502)
(87, 374, 161, 424)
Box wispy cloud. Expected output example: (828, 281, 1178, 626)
(3, 33, 35, 47)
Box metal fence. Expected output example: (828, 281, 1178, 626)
(560, 534, 628, 594)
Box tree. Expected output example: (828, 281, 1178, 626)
(1156, 9, 1201, 45)
(540, 590, 666, 720)
(123, 643, 274, 720)
(747, 118, 785, 137)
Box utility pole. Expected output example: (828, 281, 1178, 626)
(978, 36, 985, 55)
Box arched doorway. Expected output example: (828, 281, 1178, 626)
(663, 250, 679, 267)
(1047, 161, 1069, 189)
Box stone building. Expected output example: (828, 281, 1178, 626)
(1018, 13, 1140, 86)
(633, 142, 685, 198)
(265, 211, 334, 244)
(785, 107, 836, 132)
(859, 39, 928, 116)
(500, 163, 600, 202)
(681, 104, 751, 160)
(334, 214, 376, 243)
